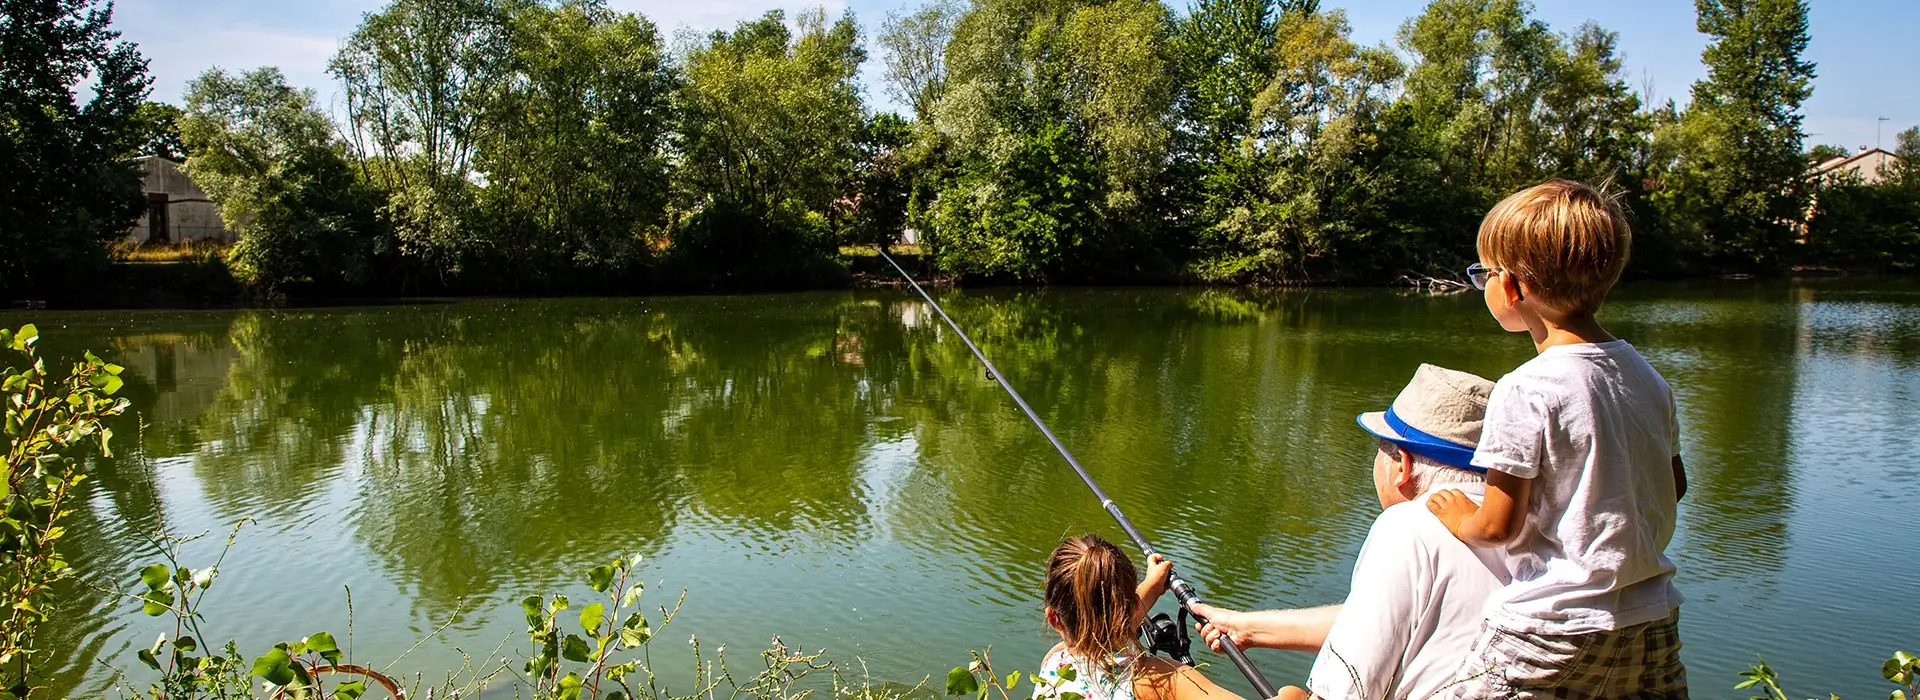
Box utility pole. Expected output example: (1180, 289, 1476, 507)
(1879, 117, 1891, 151)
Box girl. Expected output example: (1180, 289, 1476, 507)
(1034, 535, 1246, 700)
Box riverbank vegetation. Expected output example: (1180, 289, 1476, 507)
(4, 0, 1918, 302)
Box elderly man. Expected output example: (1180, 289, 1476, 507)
(1192, 364, 1510, 700)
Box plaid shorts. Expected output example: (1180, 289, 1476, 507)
(1443, 612, 1687, 699)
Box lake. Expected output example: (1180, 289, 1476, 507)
(16, 281, 1920, 698)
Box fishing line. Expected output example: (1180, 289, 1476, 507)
(873, 247, 1279, 699)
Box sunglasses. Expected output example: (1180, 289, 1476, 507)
(1466, 263, 1499, 290)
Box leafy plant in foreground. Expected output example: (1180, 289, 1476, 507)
(1, 324, 130, 697)
(1736, 650, 1920, 700)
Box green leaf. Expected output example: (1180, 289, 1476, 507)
(175, 636, 197, 652)
(561, 634, 591, 663)
(1006, 671, 1021, 689)
(141, 590, 174, 616)
(13, 325, 36, 351)
(588, 564, 616, 592)
(620, 581, 644, 608)
(1057, 664, 1077, 683)
(1061, 693, 1085, 700)
(305, 631, 340, 664)
(139, 563, 171, 591)
(522, 594, 545, 627)
(137, 648, 160, 670)
(558, 672, 584, 700)
(579, 603, 605, 635)
(619, 624, 651, 648)
(1888, 656, 1903, 682)
(945, 667, 978, 697)
(101, 374, 123, 396)
(251, 647, 297, 687)
(335, 680, 366, 700)
(1891, 691, 1907, 700)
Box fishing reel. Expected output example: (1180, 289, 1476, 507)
(1139, 607, 1194, 664)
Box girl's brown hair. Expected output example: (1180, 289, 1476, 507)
(1045, 535, 1140, 664)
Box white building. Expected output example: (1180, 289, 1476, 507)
(1810, 147, 1903, 186)
(126, 156, 233, 245)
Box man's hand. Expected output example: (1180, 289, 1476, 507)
(1425, 488, 1478, 534)
(1188, 602, 1247, 653)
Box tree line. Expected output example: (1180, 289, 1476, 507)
(3, 0, 1917, 299)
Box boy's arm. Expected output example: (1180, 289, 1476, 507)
(1673, 454, 1688, 501)
(1428, 470, 1530, 548)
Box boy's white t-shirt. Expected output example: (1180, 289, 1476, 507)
(1472, 339, 1683, 635)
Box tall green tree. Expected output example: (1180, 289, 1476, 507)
(839, 114, 916, 247)
(127, 101, 187, 160)
(670, 8, 868, 286)
(1170, 0, 1281, 272)
(1653, 0, 1815, 270)
(181, 68, 390, 292)
(1394, 0, 1566, 193)
(331, 0, 519, 272)
(929, 0, 1177, 280)
(1187, 7, 1406, 283)
(878, 0, 962, 121)
(473, 0, 674, 286)
(0, 0, 149, 298)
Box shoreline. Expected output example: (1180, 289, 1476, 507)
(6, 258, 1909, 312)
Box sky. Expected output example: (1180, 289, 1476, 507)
(115, 0, 1920, 153)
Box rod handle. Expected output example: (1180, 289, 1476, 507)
(1170, 578, 1279, 698)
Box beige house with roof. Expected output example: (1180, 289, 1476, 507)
(125, 156, 234, 245)
(1810, 148, 1902, 186)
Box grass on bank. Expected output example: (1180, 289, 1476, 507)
(111, 241, 231, 264)
(839, 244, 925, 258)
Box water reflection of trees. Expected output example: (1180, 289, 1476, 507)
(74, 291, 1425, 624)
(1612, 286, 1801, 595)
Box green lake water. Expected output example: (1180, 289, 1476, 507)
(14, 281, 1920, 698)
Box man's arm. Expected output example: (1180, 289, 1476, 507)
(1190, 604, 1342, 653)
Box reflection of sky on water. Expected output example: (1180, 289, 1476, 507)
(15, 281, 1920, 699)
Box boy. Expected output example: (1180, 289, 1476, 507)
(1427, 179, 1689, 698)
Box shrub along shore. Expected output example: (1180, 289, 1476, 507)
(6, 0, 1918, 305)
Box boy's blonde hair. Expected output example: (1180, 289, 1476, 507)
(1476, 179, 1632, 316)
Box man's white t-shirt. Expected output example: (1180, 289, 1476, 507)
(1472, 340, 1684, 635)
(1307, 485, 1508, 700)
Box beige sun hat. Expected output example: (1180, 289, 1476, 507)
(1356, 364, 1495, 470)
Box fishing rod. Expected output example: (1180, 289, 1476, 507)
(873, 247, 1279, 699)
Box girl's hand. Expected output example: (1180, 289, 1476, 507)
(1137, 553, 1173, 605)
